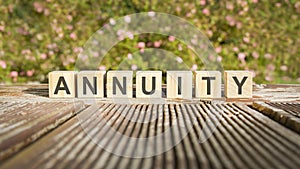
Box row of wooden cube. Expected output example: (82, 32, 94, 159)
(49, 70, 252, 99)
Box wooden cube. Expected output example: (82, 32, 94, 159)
(167, 71, 192, 99)
(195, 71, 221, 98)
(136, 71, 162, 98)
(224, 71, 252, 98)
(106, 71, 133, 98)
(77, 71, 106, 98)
(49, 71, 76, 98)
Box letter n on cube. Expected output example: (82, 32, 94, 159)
(106, 71, 133, 98)
(77, 71, 106, 98)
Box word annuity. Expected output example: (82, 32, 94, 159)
(49, 70, 252, 99)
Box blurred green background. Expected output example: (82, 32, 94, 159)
(0, 0, 299, 84)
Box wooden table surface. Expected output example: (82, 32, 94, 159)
(0, 84, 299, 169)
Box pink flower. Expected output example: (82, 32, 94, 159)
(73, 47, 83, 53)
(178, 44, 182, 51)
(249, 70, 256, 78)
(148, 11, 155, 17)
(33, 2, 44, 13)
(275, 3, 281, 7)
(0, 25, 5, 32)
(92, 52, 99, 57)
(238, 53, 246, 61)
(10, 71, 18, 77)
(154, 41, 161, 48)
(265, 76, 273, 82)
(109, 18, 116, 25)
(0, 60, 6, 69)
(127, 53, 132, 60)
(186, 13, 192, 18)
(226, 2, 234, 10)
(168, 36, 175, 42)
(26, 70, 34, 77)
(124, 16, 131, 23)
(70, 32, 77, 40)
(217, 56, 222, 62)
(200, 0, 206, 6)
(98, 65, 106, 70)
(208, 55, 215, 61)
(202, 8, 210, 15)
(126, 32, 134, 39)
(252, 0, 258, 3)
(131, 64, 138, 70)
(264, 53, 272, 59)
(206, 30, 213, 37)
(280, 65, 288, 71)
(236, 22, 243, 29)
(191, 64, 198, 70)
(137, 42, 145, 49)
(252, 51, 259, 59)
(243, 37, 250, 43)
(40, 53, 47, 59)
(67, 15, 73, 21)
(267, 64, 275, 71)
(44, 9, 50, 16)
(225, 15, 236, 26)
(67, 25, 73, 30)
(191, 39, 197, 45)
(295, 2, 300, 9)
(176, 57, 183, 63)
(215, 46, 222, 53)
(233, 47, 239, 52)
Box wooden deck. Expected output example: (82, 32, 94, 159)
(0, 84, 299, 169)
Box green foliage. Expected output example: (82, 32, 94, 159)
(0, 0, 299, 84)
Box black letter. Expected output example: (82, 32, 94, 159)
(113, 77, 126, 95)
(202, 77, 216, 95)
(232, 76, 248, 94)
(83, 77, 97, 95)
(142, 76, 155, 95)
(54, 76, 70, 94)
(178, 77, 182, 95)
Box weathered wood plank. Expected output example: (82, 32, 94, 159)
(1, 102, 300, 169)
(0, 101, 85, 161)
(253, 102, 300, 133)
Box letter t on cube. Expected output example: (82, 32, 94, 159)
(195, 71, 221, 98)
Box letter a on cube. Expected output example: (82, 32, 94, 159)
(107, 71, 133, 98)
(136, 71, 162, 98)
(224, 71, 252, 98)
(167, 71, 192, 99)
(49, 71, 76, 98)
(77, 71, 106, 98)
(195, 71, 221, 98)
